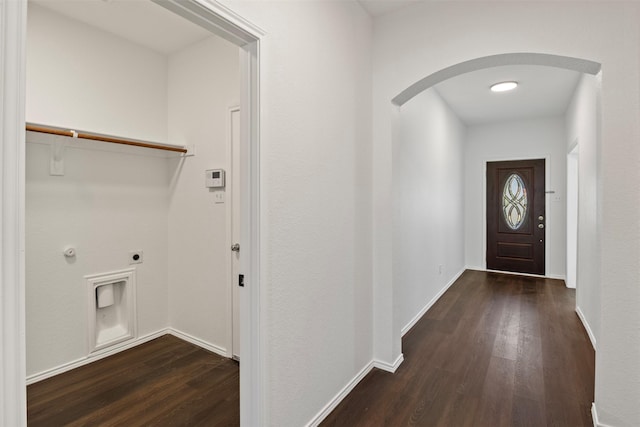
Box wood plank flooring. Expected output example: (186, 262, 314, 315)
(27, 335, 239, 426)
(28, 271, 594, 426)
(322, 270, 595, 427)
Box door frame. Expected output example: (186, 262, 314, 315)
(0, 1, 28, 425)
(227, 105, 241, 360)
(0, 0, 265, 425)
(566, 142, 579, 288)
(481, 154, 552, 277)
(486, 158, 546, 275)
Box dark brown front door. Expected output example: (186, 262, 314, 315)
(486, 159, 545, 275)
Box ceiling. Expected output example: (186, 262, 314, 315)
(32, 0, 580, 125)
(34, 0, 417, 43)
(357, 0, 417, 17)
(345, 3, 586, 128)
(31, 0, 212, 55)
(434, 65, 581, 125)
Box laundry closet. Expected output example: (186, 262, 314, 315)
(24, 1, 241, 383)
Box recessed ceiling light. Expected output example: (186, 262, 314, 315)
(490, 81, 518, 92)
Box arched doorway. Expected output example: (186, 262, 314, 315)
(376, 52, 601, 375)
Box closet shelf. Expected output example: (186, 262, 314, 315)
(26, 123, 188, 154)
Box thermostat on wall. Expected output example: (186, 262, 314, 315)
(205, 169, 225, 188)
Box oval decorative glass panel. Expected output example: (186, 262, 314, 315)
(502, 173, 528, 230)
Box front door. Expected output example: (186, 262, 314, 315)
(486, 159, 545, 275)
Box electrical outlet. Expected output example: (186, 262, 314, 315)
(129, 250, 143, 264)
(214, 191, 225, 204)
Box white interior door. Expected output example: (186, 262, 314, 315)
(231, 107, 241, 360)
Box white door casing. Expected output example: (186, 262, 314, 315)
(567, 144, 579, 289)
(0, 0, 28, 425)
(230, 106, 241, 359)
(2, 0, 264, 425)
(150, 6, 266, 425)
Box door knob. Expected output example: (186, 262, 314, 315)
(231, 243, 240, 252)
(538, 215, 544, 221)
(538, 224, 544, 229)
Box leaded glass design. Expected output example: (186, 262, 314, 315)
(502, 173, 528, 230)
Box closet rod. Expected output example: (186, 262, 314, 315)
(26, 124, 188, 154)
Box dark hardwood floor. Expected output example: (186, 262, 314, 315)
(322, 270, 595, 427)
(27, 335, 239, 426)
(28, 271, 594, 426)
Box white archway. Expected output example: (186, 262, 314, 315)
(392, 52, 601, 106)
(379, 52, 602, 375)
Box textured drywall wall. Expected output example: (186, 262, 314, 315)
(26, 4, 168, 142)
(25, 5, 171, 376)
(565, 74, 600, 347)
(217, 1, 374, 425)
(167, 35, 239, 352)
(373, 3, 640, 425)
(464, 117, 567, 279)
(25, 141, 170, 376)
(394, 88, 466, 332)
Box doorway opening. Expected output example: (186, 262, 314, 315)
(5, 0, 262, 424)
(389, 53, 602, 371)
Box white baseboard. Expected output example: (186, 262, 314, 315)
(592, 403, 615, 427)
(374, 353, 404, 373)
(27, 328, 229, 385)
(468, 266, 566, 282)
(576, 306, 597, 351)
(305, 361, 375, 427)
(167, 328, 228, 358)
(26, 329, 167, 385)
(401, 268, 465, 337)
(305, 351, 406, 426)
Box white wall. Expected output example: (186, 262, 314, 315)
(216, 1, 374, 425)
(25, 140, 170, 376)
(26, 4, 168, 142)
(465, 117, 567, 279)
(394, 88, 465, 333)
(565, 74, 600, 347)
(25, 5, 171, 377)
(372, 3, 640, 425)
(27, 1, 375, 424)
(167, 36, 239, 352)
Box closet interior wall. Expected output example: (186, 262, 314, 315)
(25, 3, 239, 379)
(167, 34, 240, 350)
